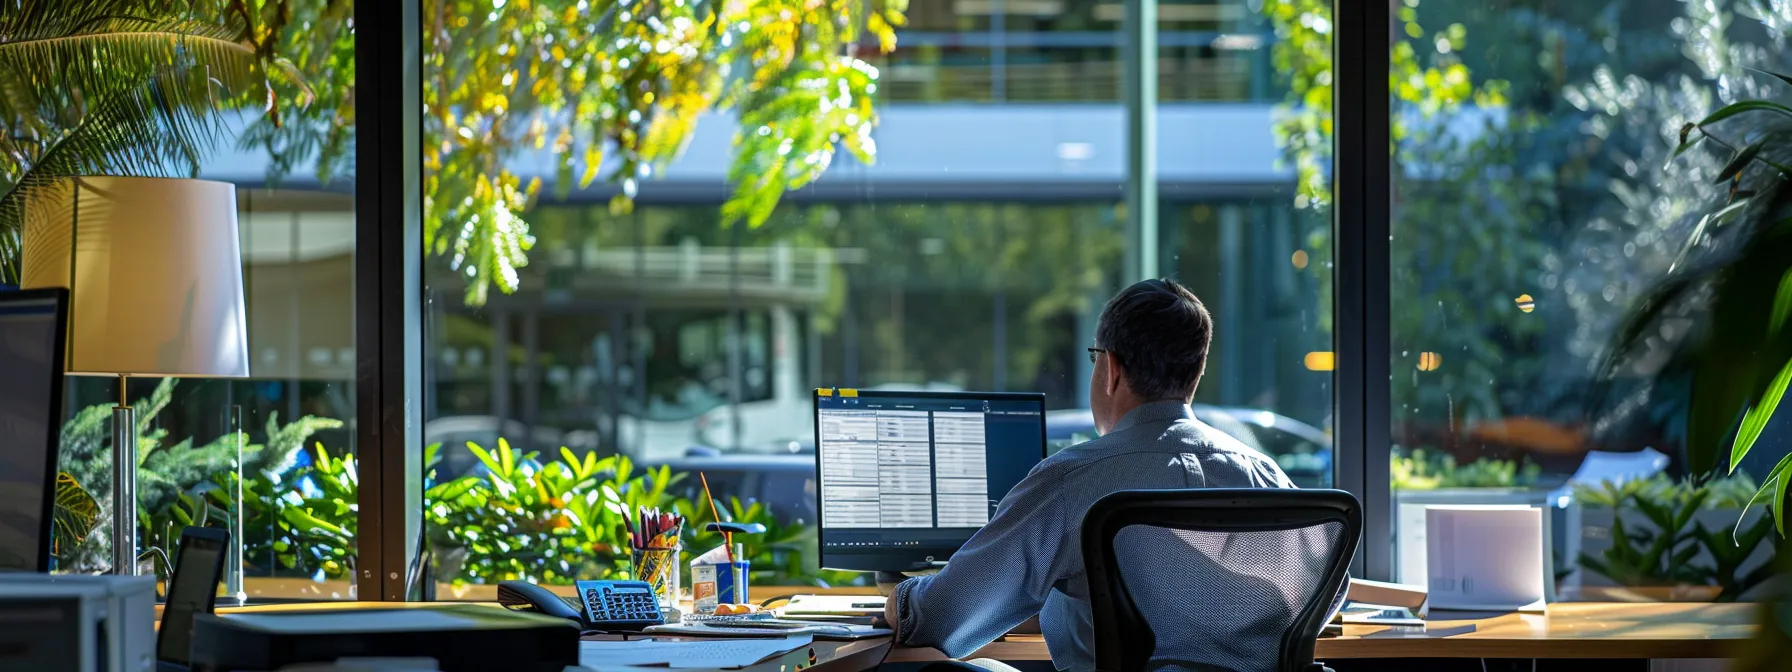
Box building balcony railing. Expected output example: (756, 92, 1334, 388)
(540, 239, 866, 304)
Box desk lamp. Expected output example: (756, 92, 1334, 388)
(21, 176, 249, 575)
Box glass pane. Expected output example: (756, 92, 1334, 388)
(12, 4, 359, 600)
(418, 0, 1329, 600)
(1388, 0, 1786, 601)
(1165, 1, 1331, 488)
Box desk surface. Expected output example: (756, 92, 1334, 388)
(206, 600, 1754, 662)
(885, 602, 1757, 661)
(210, 602, 894, 672)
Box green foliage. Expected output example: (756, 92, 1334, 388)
(51, 473, 100, 560)
(1263, 0, 1506, 211)
(1389, 447, 1542, 490)
(1581, 485, 1710, 589)
(233, 442, 359, 580)
(0, 0, 303, 285)
(52, 379, 344, 573)
(390, 0, 908, 305)
(1575, 473, 1777, 601)
(140, 488, 232, 582)
(416, 438, 845, 587)
(50, 383, 837, 586)
(1598, 64, 1792, 533)
(1264, 0, 1551, 424)
(425, 439, 671, 585)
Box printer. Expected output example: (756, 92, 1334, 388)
(0, 573, 158, 672)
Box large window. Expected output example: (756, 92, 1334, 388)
(1387, 0, 1785, 602)
(33, 0, 1778, 607)
(14, 3, 360, 598)
(419, 0, 1330, 594)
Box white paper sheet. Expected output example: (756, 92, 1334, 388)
(579, 635, 812, 669)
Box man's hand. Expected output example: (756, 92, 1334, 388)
(882, 587, 901, 639)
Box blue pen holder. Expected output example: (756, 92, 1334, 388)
(692, 560, 751, 613)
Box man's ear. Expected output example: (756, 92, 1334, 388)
(1105, 356, 1126, 398)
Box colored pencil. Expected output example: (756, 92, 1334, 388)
(699, 472, 734, 563)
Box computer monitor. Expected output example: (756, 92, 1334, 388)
(813, 389, 1046, 572)
(0, 288, 68, 573)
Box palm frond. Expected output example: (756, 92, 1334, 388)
(0, 64, 240, 283)
(51, 472, 101, 555)
(0, 0, 275, 285)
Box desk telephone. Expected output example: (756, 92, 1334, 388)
(498, 580, 666, 632)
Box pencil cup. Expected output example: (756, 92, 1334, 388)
(631, 546, 681, 610)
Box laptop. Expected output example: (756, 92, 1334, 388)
(156, 527, 230, 672)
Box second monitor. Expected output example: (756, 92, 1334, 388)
(813, 389, 1045, 572)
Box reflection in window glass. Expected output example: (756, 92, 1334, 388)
(1387, 0, 1787, 601)
(864, 0, 1275, 101)
(17, 4, 359, 599)
(421, 0, 1331, 594)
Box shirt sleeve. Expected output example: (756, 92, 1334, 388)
(892, 467, 1079, 658)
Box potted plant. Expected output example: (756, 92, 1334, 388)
(1574, 473, 1775, 601)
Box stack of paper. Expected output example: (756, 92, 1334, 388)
(1426, 505, 1547, 612)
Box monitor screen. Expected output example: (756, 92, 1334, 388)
(158, 529, 228, 665)
(814, 390, 1045, 571)
(0, 290, 66, 573)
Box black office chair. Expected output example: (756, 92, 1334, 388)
(1082, 488, 1361, 672)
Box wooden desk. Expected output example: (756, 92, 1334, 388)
(198, 601, 894, 672)
(886, 603, 1755, 663)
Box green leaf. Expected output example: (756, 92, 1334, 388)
(1669, 122, 1703, 167)
(51, 472, 100, 546)
(1731, 357, 1792, 473)
(282, 506, 348, 537)
(1777, 462, 1791, 537)
(1772, 268, 1792, 336)
(1746, 67, 1792, 89)
(1715, 142, 1764, 184)
(1696, 100, 1792, 127)
(1670, 199, 1749, 273)
(466, 441, 500, 476)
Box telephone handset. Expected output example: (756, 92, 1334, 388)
(497, 579, 666, 632)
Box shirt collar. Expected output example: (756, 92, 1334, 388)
(1108, 399, 1193, 434)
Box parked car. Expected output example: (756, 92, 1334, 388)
(670, 402, 1334, 520)
(1044, 406, 1332, 488)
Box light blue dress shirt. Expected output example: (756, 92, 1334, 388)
(892, 400, 1302, 671)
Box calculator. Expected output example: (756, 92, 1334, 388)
(573, 580, 667, 631)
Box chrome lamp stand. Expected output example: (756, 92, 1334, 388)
(112, 374, 137, 575)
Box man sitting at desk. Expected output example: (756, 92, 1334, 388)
(885, 278, 1302, 671)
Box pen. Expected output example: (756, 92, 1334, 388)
(622, 510, 635, 550)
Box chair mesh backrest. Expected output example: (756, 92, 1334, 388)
(1082, 489, 1360, 672)
(1113, 523, 1344, 672)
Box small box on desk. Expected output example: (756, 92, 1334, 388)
(191, 604, 577, 672)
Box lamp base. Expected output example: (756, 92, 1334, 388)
(111, 404, 137, 575)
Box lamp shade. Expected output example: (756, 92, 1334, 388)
(20, 177, 249, 378)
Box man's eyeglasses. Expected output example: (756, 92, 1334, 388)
(1087, 347, 1108, 364)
